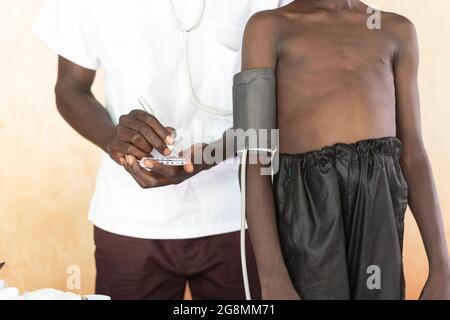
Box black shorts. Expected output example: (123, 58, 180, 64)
(274, 137, 408, 300)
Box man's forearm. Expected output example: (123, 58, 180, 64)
(55, 83, 115, 153)
(401, 147, 450, 272)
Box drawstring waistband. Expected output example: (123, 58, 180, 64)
(279, 137, 402, 168)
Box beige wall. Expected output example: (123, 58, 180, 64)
(0, 0, 449, 299)
(0, 0, 103, 295)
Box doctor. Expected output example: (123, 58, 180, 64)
(34, 0, 292, 300)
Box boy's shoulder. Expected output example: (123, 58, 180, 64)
(246, 8, 284, 27)
(244, 5, 293, 36)
(243, 9, 284, 42)
(381, 11, 415, 28)
(378, 10, 417, 41)
(244, 7, 418, 48)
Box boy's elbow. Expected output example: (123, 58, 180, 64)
(400, 141, 429, 170)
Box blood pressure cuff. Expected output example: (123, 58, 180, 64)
(232, 68, 277, 153)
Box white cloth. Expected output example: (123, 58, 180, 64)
(0, 280, 110, 300)
(33, 0, 292, 239)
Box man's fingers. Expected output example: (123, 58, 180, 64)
(124, 156, 148, 187)
(183, 163, 195, 173)
(125, 155, 159, 188)
(166, 127, 176, 141)
(130, 110, 174, 145)
(119, 114, 171, 155)
(179, 144, 206, 173)
(110, 154, 126, 166)
(128, 156, 173, 188)
(178, 148, 193, 174)
(117, 126, 152, 153)
(143, 159, 182, 178)
(113, 140, 149, 159)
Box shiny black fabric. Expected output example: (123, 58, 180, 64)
(274, 137, 408, 300)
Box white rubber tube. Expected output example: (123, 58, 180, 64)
(182, 32, 233, 118)
(240, 149, 251, 300)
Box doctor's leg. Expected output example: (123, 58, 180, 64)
(94, 226, 186, 300)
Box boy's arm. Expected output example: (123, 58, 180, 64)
(241, 12, 300, 300)
(393, 18, 450, 299)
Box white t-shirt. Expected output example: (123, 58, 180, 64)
(33, 0, 292, 239)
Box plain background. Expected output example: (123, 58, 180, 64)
(0, 0, 449, 299)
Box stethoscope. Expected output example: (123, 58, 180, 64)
(169, 0, 233, 118)
(170, 0, 252, 300)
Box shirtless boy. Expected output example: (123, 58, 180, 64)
(242, 0, 450, 299)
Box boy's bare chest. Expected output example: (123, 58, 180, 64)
(280, 22, 397, 73)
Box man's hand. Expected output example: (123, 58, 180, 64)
(420, 263, 450, 300)
(105, 109, 175, 166)
(124, 143, 212, 188)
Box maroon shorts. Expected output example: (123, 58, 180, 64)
(94, 226, 261, 300)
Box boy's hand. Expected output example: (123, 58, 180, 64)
(420, 265, 450, 300)
(124, 143, 212, 188)
(261, 280, 301, 300)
